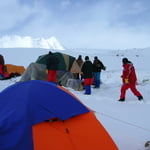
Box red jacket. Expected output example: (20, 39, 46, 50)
(0, 65, 4, 74)
(122, 62, 137, 83)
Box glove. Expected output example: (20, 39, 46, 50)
(124, 78, 129, 84)
(103, 66, 106, 71)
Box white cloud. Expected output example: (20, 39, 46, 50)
(127, 1, 147, 15)
(0, 0, 150, 49)
(61, 0, 71, 8)
(0, 0, 38, 31)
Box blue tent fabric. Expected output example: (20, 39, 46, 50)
(0, 80, 89, 150)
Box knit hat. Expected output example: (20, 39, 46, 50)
(49, 51, 53, 55)
(85, 56, 89, 60)
(122, 58, 128, 64)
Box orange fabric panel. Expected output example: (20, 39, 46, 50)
(5, 64, 25, 74)
(32, 112, 118, 150)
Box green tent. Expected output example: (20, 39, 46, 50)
(36, 52, 80, 72)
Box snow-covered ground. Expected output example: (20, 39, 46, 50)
(0, 47, 150, 150)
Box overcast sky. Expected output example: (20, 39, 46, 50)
(1, 0, 150, 49)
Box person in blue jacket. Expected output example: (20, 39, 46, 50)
(93, 56, 106, 88)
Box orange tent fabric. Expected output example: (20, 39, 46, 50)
(5, 64, 25, 74)
(33, 111, 118, 150)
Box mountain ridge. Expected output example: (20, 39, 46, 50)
(0, 35, 65, 50)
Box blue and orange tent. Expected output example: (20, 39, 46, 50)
(0, 80, 118, 150)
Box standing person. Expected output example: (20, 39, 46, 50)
(81, 56, 93, 95)
(76, 55, 83, 67)
(76, 55, 84, 79)
(0, 54, 5, 65)
(93, 56, 106, 88)
(0, 54, 5, 76)
(0, 54, 9, 79)
(46, 51, 59, 83)
(118, 58, 143, 102)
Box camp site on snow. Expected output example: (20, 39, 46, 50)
(0, 52, 119, 150)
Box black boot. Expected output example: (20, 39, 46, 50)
(118, 98, 125, 102)
(137, 96, 143, 101)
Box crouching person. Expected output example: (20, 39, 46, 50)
(81, 56, 93, 95)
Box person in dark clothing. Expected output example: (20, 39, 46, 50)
(93, 56, 106, 88)
(46, 51, 59, 83)
(81, 56, 93, 95)
(118, 58, 143, 102)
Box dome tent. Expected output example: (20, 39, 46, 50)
(0, 80, 118, 150)
(36, 52, 81, 73)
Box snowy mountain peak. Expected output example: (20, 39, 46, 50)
(0, 35, 65, 50)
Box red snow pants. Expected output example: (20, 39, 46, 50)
(120, 83, 142, 99)
(84, 78, 93, 86)
(47, 70, 57, 82)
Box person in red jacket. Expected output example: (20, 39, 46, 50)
(0, 54, 9, 79)
(118, 58, 143, 102)
(0, 54, 5, 75)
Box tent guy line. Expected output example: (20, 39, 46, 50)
(95, 111, 150, 132)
